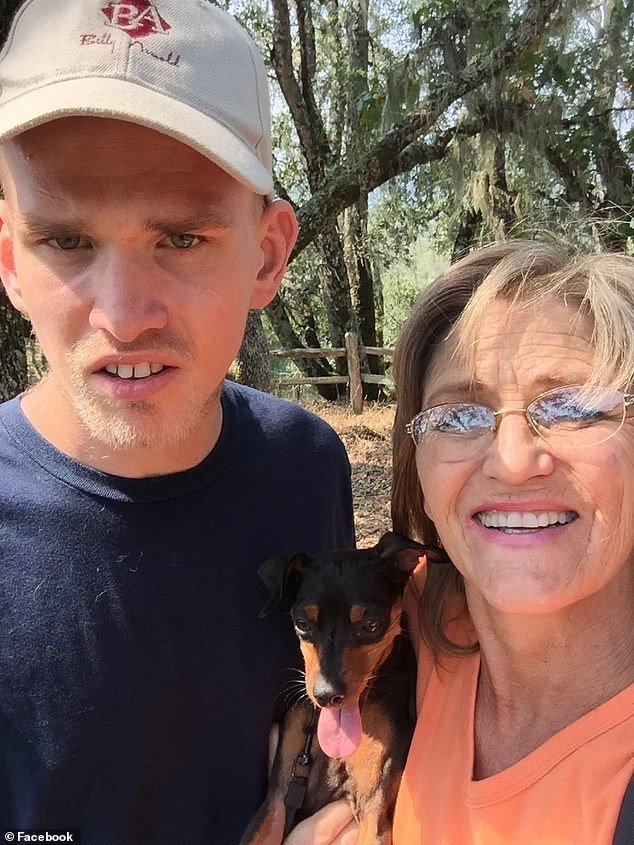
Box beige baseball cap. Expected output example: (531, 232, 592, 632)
(0, 0, 274, 196)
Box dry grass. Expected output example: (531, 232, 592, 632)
(304, 400, 396, 547)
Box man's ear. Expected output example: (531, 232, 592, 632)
(249, 198, 298, 309)
(0, 199, 24, 313)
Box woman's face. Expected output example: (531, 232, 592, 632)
(415, 299, 634, 617)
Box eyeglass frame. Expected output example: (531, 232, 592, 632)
(406, 385, 634, 450)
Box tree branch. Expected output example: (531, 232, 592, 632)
(296, 0, 334, 169)
(293, 0, 562, 254)
(271, 0, 332, 186)
(270, 0, 314, 167)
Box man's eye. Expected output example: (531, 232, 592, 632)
(166, 234, 200, 249)
(48, 236, 83, 250)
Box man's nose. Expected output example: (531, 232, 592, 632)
(88, 251, 169, 342)
(482, 411, 555, 484)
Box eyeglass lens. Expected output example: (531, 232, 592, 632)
(410, 386, 627, 459)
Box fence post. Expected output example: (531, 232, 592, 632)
(345, 332, 363, 415)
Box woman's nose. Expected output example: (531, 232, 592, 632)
(88, 251, 169, 342)
(481, 411, 555, 483)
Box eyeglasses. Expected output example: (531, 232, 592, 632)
(406, 385, 634, 459)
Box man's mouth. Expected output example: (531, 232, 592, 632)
(103, 363, 165, 380)
(475, 510, 578, 531)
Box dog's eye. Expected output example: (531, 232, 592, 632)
(361, 618, 381, 634)
(294, 617, 312, 634)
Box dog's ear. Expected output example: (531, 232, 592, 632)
(374, 531, 446, 575)
(258, 550, 311, 617)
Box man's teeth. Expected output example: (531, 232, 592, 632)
(104, 363, 164, 379)
(476, 510, 577, 529)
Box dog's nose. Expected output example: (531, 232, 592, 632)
(313, 679, 345, 707)
(315, 692, 345, 707)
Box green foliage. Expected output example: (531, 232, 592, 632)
(358, 89, 386, 131)
(5, 0, 628, 398)
(381, 237, 449, 344)
(230, 0, 633, 355)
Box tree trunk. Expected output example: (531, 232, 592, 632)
(271, 0, 356, 380)
(317, 224, 359, 363)
(235, 311, 271, 393)
(344, 203, 381, 398)
(265, 292, 340, 400)
(0, 0, 29, 402)
(486, 136, 517, 237)
(452, 208, 483, 263)
(344, 0, 381, 399)
(0, 291, 29, 401)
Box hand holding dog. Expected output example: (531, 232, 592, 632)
(284, 801, 358, 844)
(266, 724, 359, 844)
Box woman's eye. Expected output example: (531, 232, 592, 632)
(435, 410, 468, 432)
(166, 234, 200, 249)
(431, 405, 491, 434)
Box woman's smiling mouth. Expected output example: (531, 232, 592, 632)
(475, 509, 578, 531)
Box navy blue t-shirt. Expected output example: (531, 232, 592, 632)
(0, 380, 355, 844)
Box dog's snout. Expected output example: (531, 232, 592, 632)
(315, 691, 345, 707)
(313, 678, 345, 708)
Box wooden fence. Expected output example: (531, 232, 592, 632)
(270, 331, 394, 414)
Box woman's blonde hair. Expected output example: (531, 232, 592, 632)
(392, 240, 634, 657)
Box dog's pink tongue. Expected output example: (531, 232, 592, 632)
(317, 702, 362, 759)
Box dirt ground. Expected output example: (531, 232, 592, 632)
(304, 401, 396, 547)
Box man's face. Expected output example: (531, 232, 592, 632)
(0, 117, 291, 474)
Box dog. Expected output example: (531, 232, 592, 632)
(240, 532, 443, 845)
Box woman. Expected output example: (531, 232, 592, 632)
(282, 240, 632, 845)
(389, 240, 634, 843)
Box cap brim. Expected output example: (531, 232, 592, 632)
(0, 77, 274, 196)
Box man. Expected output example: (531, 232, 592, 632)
(0, 1, 354, 842)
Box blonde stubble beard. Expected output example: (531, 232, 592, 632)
(63, 334, 220, 453)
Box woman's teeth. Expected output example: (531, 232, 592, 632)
(476, 510, 577, 530)
(104, 363, 164, 379)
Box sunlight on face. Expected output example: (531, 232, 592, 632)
(416, 300, 634, 617)
(0, 118, 271, 471)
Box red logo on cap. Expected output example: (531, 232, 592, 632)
(102, 2, 171, 38)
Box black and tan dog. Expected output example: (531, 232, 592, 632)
(241, 532, 442, 845)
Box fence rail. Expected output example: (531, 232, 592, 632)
(270, 331, 394, 414)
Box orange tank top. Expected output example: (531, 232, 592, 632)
(393, 635, 634, 844)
